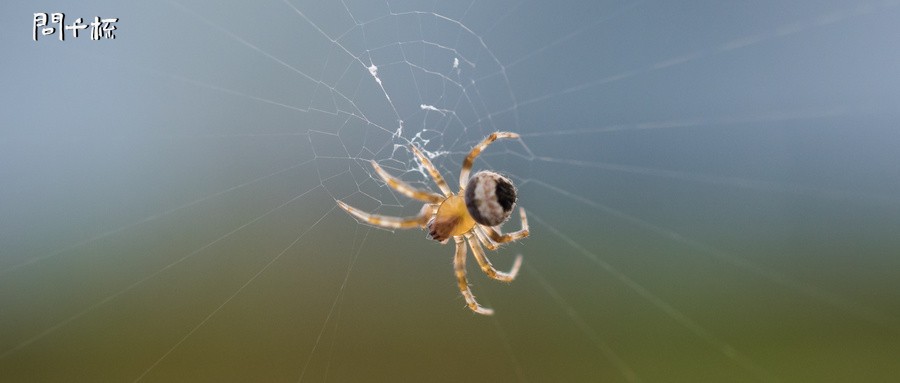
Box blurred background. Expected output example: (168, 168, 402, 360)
(2, 0, 899, 381)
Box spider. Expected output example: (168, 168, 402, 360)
(336, 132, 529, 315)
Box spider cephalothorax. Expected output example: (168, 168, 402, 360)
(336, 132, 529, 315)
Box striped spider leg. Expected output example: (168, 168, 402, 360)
(458, 131, 520, 191)
(478, 207, 530, 246)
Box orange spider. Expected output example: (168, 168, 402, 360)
(337, 132, 529, 315)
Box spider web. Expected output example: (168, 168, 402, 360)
(2, 0, 900, 382)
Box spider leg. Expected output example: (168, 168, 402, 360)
(465, 233, 523, 282)
(453, 236, 494, 315)
(370, 160, 444, 203)
(480, 207, 529, 243)
(410, 144, 454, 197)
(458, 131, 519, 189)
(337, 200, 432, 229)
(474, 226, 499, 250)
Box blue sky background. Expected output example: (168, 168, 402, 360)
(2, 1, 900, 381)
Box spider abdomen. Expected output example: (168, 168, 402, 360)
(465, 171, 517, 226)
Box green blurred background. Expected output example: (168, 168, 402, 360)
(2, 0, 900, 381)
